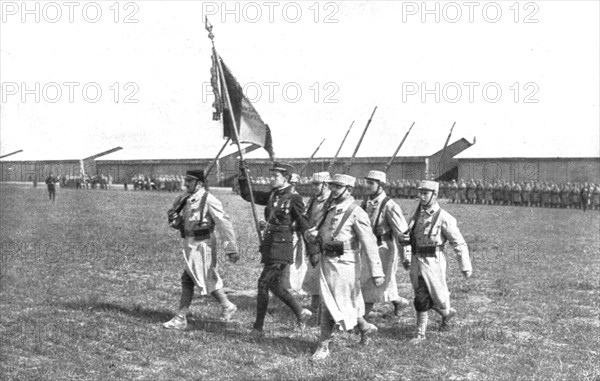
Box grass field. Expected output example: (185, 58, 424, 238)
(1, 183, 599, 381)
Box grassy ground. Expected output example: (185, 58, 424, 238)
(1, 183, 599, 381)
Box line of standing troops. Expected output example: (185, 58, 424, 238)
(266, 177, 600, 212)
(128, 175, 184, 192)
(164, 163, 472, 362)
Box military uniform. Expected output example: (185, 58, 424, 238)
(282, 172, 330, 303)
(45, 174, 56, 202)
(239, 162, 314, 334)
(360, 171, 410, 317)
(308, 174, 384, 360)
(404, 181, 472, 341)
(163, 170, 239, 330)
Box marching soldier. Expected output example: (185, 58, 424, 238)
(360, 171, 411, 319)
(551, 183, 561, 208)
(305, 174, 384, 360)
(400, 181, 472, 342)
(302, 172, 333, 311)
(163, 170, 240, 330)
(238, 162, 314, 338)
(281, 172, 329, 312)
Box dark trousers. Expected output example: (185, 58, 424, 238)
(254, 263, 303, 331)
(414, 276, 434, 313)
(48, 187, 55, 202)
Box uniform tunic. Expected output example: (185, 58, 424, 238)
(408, 203, 471, 310)
(316, 196, 384, 331)
(360, 191, 409, 303)
(180, 188, 237, 295)
(282, 192, 330, 295)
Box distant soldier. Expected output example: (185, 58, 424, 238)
(475, 180, 484, 204)
(522, 182, 531, 207)
(400, 181, 472, 342)
(45, 173, 57, 202)
(484, 181, 494, 205)
(503, 181, 512, 206)
(457, 179, 467, 204)
(33, 176, 38, 188)
(560, 183, 570, 208)
(512, 182, 522, 206)
(551, 183, 561, 208)
(466, 180, 476, 204)
(360, 171, 411, 319)
(163, 170, 240, 330)
(571, 183, 581, 209)
(238, 161, 314, 338)
(409, 180, 418, 200)
(440, 181, 448, 200)
(581, 182, 591, 212)
(592, 184, 600, 210)
(493, 181, 503, 205)
(402, 180, 411, 199)
(531, 182, 540, 207)
(448, 180, 458, 203)
(540, 182, 550, 207)
(305, 174, 384, 360)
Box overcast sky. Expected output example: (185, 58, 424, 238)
(1, 1, 598, 161)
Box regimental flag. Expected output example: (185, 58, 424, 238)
(211, 53, 275, 159)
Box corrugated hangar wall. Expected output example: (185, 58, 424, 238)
(457, 158, 600, 183)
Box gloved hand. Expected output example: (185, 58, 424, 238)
(462, 270, 472, 279)
(227, 252, 240, 264)
(372, 276, 385, 287)
(258, 219, 267, 231)
(309, 254, 319, 267)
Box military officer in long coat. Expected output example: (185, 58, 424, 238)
(359, 170, 411, 318)
(305, 174, 385, 361)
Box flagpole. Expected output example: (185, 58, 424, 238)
(207, 18, 263, 244)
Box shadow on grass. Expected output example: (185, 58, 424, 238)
(60, 298, 173, 323)
(58, 296, 315, 355)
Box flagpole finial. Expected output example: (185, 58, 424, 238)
(205, 16, 215, 43)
